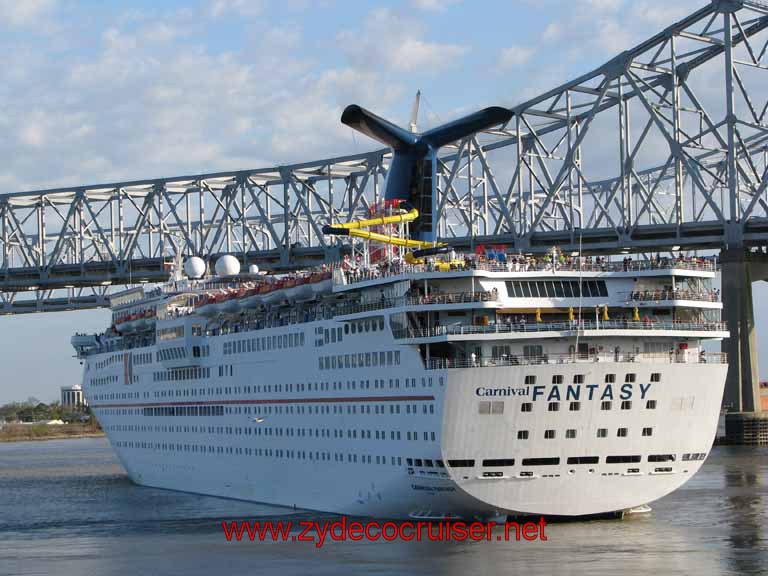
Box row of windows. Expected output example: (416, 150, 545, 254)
(517, 399, 658, 413)
(153, 367, 212, 382)
(447, 453, 704, 468)
(224, 332, 305, 356)
(89, 374, 118, 387)
(158, 325, 185, 341)
(114, 440, 407, 466)
(142, 405, 225, 417)
(505, 279, 608, 299)
(525, 372, 660, 385)
(101, 401, 436, 419)
(157, 346, 187, 362)
(93, 354, 121, 370)
(514, 427, 655, 440)
(319, 350, 401, 371)
(132, 352, 153, 365)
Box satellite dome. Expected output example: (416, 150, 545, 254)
(248, 264, 260, 275)
(215, 255, 241, 277)
(183, 256, 206, 279)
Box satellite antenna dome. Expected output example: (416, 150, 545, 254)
(183, 256, 206, 279)
(248, 264, 260, 275)
(215, 255, 241, 277)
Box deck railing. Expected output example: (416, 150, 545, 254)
(335, 256, 718, 286)
(393, 320, 728, 340)
(426, 351, 727, 370)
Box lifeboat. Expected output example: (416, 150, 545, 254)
(242, 286, 263, 309)
(197, 294, 224, 317)
(293, 277, 313, 300)
(221, 290, 243, 314)
(312, 271, 333, 294)
(262, 280, 285, 304)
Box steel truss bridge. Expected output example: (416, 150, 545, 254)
(4, 0, 768, 315)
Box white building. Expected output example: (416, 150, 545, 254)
(60, 384, 87, 409)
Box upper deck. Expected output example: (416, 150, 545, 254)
(333, 254, 718, 292)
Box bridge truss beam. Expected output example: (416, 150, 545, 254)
(4, 0, 768, 313)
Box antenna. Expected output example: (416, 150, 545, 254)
(409, 90, 421, 133)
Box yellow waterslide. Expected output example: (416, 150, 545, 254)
(322, 201, 447, 262)
(332, 202, 420, 230)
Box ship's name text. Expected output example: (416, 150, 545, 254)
(475, 383, 652, 401)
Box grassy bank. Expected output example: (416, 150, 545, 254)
(0, 423, 104, 443)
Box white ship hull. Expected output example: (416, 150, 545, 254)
(84, 319, 726, 520)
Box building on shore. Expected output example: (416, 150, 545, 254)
(60, 384, 87, 410)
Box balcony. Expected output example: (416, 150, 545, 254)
(426, 351, 727, 370)
(393, 320, 728, 340)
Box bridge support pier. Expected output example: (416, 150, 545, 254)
(721, 248, 767, 445)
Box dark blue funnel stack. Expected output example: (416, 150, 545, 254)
(341, 104, 511, 241)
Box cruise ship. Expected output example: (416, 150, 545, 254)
(71, 103, 729, 520)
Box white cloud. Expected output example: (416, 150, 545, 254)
(498, 45, 534, 70)
(543, 22, 561, 42)
(0, 0, 56, 26)
(411, 0, 462, 12)
(579, 0, 623, 13)
(209, 0, 263, 18)
(337, 8, 469, 74)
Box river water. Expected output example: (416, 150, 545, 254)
(0, 438, 766, 576)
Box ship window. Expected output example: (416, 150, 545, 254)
(597, 428, 608, 438)
(553, 282, 565, 298)
(566, 429, 577, 439)
(601, 401, 612, 410)
(522, 457, 559, 466)
(478, 401, 491, 415)
(648, 454, 675, 462)
(520, 282, 532, 298)
(606, 455, 641, 464)
(567, 456, 599, 465)
(625, 373, 636, 383)
(552, 375, 563, 384)
(621, 401, 632, 410)
(548, 402, 560, 412)
(573, 374, 584, 384)
(525, 375, 537, 385)
(483, 459, 515, 467)
(521, 403, 533, 413)
(569, 402, 580, 411)
(544, 430, 556, 439)
(651, 372, 661, 382)
(646, 400, 657, 409)
(517, 430, 529, 440)
(447, 460, 475, 468)
(562, 282, 574, 297)
(351, 323, 356, 334)
(642, 427, 653, 437)
(617, 428, 628, 437)
(491, 401, 504, 415)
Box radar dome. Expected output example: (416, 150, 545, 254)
(215, 255, 241, 277)
(183, 256, 206, 279)
(248, 264, 260, 275)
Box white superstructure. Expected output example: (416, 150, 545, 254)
(72, 253, 728, 519)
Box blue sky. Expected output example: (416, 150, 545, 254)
(0, 0, 764, 403)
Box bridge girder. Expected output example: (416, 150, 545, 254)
(4, 0, 768, 313)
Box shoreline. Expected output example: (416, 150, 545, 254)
(0, 432, 105, 444)
(0, 424, 104, 444)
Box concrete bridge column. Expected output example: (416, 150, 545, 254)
(721, 248, 768, 444)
